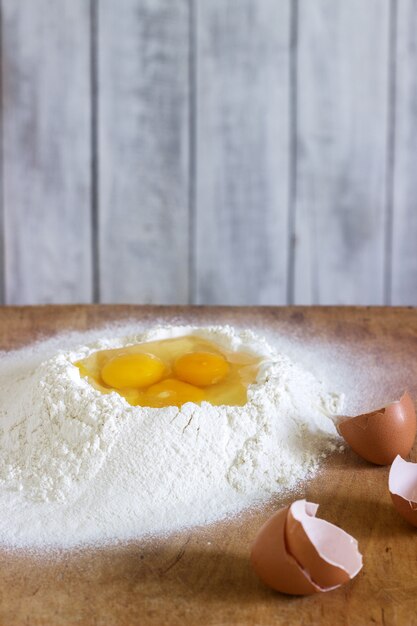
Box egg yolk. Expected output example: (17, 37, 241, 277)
(75, 335, 262, 408)
(144, 378, 205, 408)
(101, 353, 165, 389)
(174, 351, 229, 387)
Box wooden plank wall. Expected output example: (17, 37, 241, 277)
(98, 0, 190, 304)
(2, 0, 92, 304)
(391, 0, 417, 305)
(0, 0, 415, 306)
(294, 0, 390, 305)
(195, 0, 290, 305)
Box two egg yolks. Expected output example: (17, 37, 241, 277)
(75, 335, 261, 408)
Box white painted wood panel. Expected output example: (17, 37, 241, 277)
(98, 0, 190, 304)
(1, 0, 416, 307)
(194, 0, 291, 305)
(294, 0, 390, 305)
(391, 0, 417, 305)
(2, 0, 92, 304)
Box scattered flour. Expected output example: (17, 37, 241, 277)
(0, 324, 344, 549)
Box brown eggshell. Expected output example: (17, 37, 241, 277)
(285, 500, 362, 589)
(250, 500, 362, 595)
(389, 455, 417, 527)
(250, 505, 322, 595)
(337, 391, 416, 465)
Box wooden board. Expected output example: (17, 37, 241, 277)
(1, 0, 93, 305)
(0, 305, 417, 625)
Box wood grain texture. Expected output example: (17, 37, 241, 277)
(1, 0, 92, 304)
(1, 1, 417, 307)
(98, 0, 190, 304)
(391, 0, 417, 305)
(0, 305, 417, 625)
(194, 0, 291, 305)
(294, 0, 390, 305)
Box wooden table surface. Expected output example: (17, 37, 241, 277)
(0, 305, 417, 626)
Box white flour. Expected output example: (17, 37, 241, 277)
(0, 324, 343, 550)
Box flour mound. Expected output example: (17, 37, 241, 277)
(0, 325, 343, 549)
(0, 355, 125, 501)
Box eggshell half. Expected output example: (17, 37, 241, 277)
(337, 391, 416, 465)
(286, 500, 363, 589)
(250, 505, 321, 595)
(389, 455, 417, 527)
(250, 500, 362, 595)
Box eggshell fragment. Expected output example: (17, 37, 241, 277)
(389, 455, 417, 527)
(250, 504, 321, 595)
(250, 500, 362, 595)
(337, 391, 416, 465)
(286, 500, 362, 589)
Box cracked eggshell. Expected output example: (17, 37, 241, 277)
(389, 455, 417, 527)
(286, 500, 362, 589)
(250, 504, 321, 595)
(337, 392, 416, 465)
(250, 500, 362, 595)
